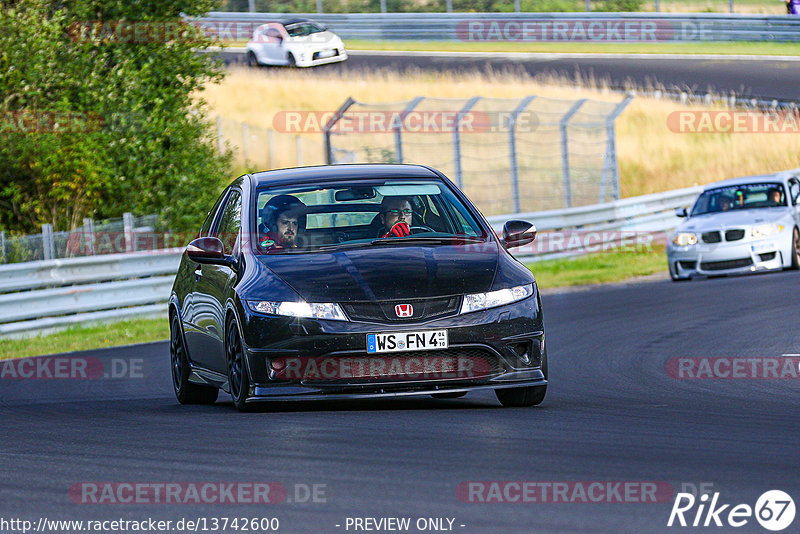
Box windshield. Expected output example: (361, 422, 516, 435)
(285, 22, 325, 37)
(691, 182, 787, 216)
(253, 179, 488, 254)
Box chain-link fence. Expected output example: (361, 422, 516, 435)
(322, 94, 631, 216)
(216, 116, 324, 170)
(1, 214, 162, 264)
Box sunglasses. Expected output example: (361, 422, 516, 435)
(385, 209, 412, 215)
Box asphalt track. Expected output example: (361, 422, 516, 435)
(3, 271, 800, 533)
(221, 50, 800, 101)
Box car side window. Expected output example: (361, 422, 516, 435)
(214, 190, 242, 255)
(201, 189, 230, 237)
(789, 179, 800, 205)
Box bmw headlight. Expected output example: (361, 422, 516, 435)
(672, 232, 698, 246)
(460, 284, 533, 315)
(247, 301, 348, 321)
(751, 224, 783, 239)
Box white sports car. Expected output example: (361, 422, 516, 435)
(668, 171, 800, 281)
(245, 19, 347, 68)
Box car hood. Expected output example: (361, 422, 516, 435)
(255, 243, 499, 302)
(288, 31, 339, 47)
(680, 208, 790, 232)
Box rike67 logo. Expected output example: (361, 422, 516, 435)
(668, 490, 795, 531)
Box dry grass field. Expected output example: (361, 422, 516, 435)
(201, 67, 800, 201)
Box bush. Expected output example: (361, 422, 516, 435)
(0, 0, 232, 234)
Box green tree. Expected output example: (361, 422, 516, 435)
(0, 0, 231, 234)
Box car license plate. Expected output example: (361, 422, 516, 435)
(366, 330, 448, 354)
(318, 49, 336, 58)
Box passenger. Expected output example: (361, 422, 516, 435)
(378, 196, 413, 238)
(259, 195, 306, 249)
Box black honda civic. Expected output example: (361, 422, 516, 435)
(169, 164, 547, 411)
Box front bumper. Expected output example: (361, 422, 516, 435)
(239, 294, 545, 401)
(296, 48, 348, 67)
(668, 236, 787, 279)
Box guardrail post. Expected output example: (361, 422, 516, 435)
(296, 135, 303, 166)
(0, 231, 5, 263)
(585, 0, 591, 11)
(248, 0, 255, 12)
(508, 96, 535, 214)
(380, 0, 387, 13)
(514, 0, 520, 12)
(446, 0, 453, 12)
(317, 0, 323, 13)
(217, 116, 224, 154)
(599, 95, 634, 202)
(560, 99, 586, 208)
(83, 217, 96, 255)
(655, 0, 660, 11)
(394, 96, 425, 164)
(267, 129, 275, 168)
(123, 212, 134, 253)
(453, 97, 481, 189)
(42, 224, 54, 260)
(324, 97, 356, 164)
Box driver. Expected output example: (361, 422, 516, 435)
(768, 187, 783, 205)
(719, 196, 733, 211)
(259, 195, 306, 249)
(378, 196, 413, 238)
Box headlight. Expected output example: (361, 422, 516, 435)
(672, 233, 698, 246)
(460, 284, 533, 315)
(247, 300, 348, 321)
(751, 224, 783, 239)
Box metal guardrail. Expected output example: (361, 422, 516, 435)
(197, 12, 800, 43)
(0, 187, 703, 337)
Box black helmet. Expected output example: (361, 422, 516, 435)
(261, 195, 307, 232)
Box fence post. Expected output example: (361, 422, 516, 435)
(317, 0, 323, 13)
(242, 122, 249, 165)
(600, 95, 634, 202)
(380, 0, 387, 13)
(267, 128, 275, 168)
(394, 96, 425, 164)
(248, 0, 255, 12)
(296, 136, 303, 166)
(323, 97, 356, 164)
(508, 96, 535, 214)
(0, 230, 5, 263)
(514, 0, 520, 12)
(559, 99, 586, 208)
(217, 116, 224, 154)
(453, 97, 481, 189)
(446, 0, 453, 12)
(586, 0, 591, 11)
(123, 212, 134, 253)
(83, 217, 96, 255)
(42, 224, 54, 260)
(730, 0, 734, 13)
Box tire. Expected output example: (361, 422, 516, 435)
(247, 51, 259, 68)
(431, 392, 467, 399)
(790, 228, 800, 270)
(286, 52, 296, 67)
(495, 349, 547, 407)
(226, 316, 252, 412)
(170, 314, 219, 405)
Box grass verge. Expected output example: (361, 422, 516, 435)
(343, 40, 800, 56)
(0, 318, 169, 360)
(527, 244, 668, 288)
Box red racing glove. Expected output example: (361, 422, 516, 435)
(382, 221, 411, 238)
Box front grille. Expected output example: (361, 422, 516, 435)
(275, 347, 503, 384)
(725, 229, 745, 241)
(758, 252, 777, 261)
(678, 260, 696, 270)
(700, 258, 753, 271)
(341, 296, 461, 323)
(702, 231, 722, 243)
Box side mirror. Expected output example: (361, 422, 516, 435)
(186, 237, 234, 267)
(501, 220, 536, 250)
(674, 207, 688, 218)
